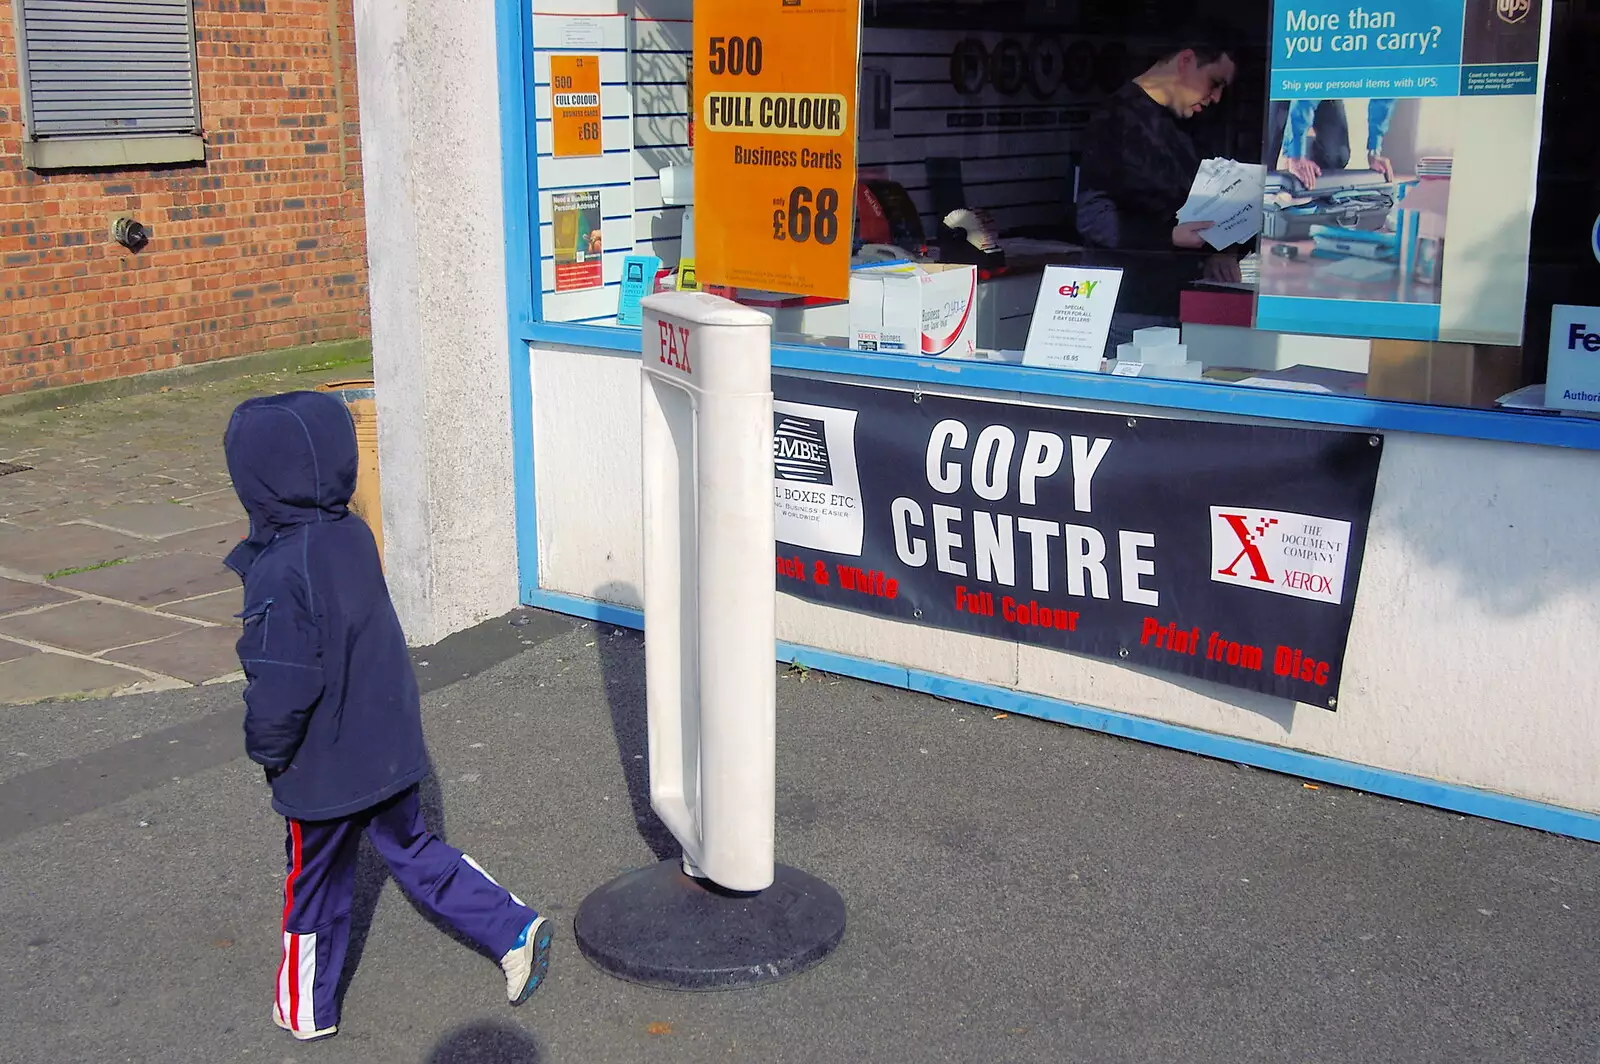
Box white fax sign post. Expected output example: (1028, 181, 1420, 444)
(642, 292, 776, 891)
(574, 291, 846, 991)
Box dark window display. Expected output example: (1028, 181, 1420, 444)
(536, 0, 1599, 423)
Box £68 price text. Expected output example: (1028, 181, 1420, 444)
(771, 186, 840, 245)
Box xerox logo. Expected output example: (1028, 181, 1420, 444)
(1209, 507, 1353, 605)
(773, 414, 832, 484)
(1497, 0, 1531, 25)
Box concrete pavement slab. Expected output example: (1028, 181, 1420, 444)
(151, 520, 248, 558)
(0, 600, 198, 655)
(0, 577, 73, 615)
(0, 639, 33, 665)
(175, 487, 240, 509)
(0, 499, 118, 530)
(103, 626, 242, 685)
(51, 550, 235, 606)
(74, 502, 236, 539)
(161, 588, 243, 625)
(0, 653, 146, 706)
(0, 360, 373, 706)
(0, 524, 143, 577)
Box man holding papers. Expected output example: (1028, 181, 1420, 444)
(1076, 25, 1253, 351)
(1178, 157, 1267, 252)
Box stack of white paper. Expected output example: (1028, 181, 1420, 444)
(1177, 158, 1266, 250)
(1110, 326, 1203, 379)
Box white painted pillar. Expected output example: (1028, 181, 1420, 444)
(352, 0, 519, 644)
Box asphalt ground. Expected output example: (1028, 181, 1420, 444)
(0, 609, 1595, 1064)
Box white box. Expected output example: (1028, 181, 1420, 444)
(1144, 360, 1204, 380)
(1546, 305, 1600, 413)
(1132, 326, 1181, 349)
(850, 262, 978, 358)
(1137, 342, 1188, 366)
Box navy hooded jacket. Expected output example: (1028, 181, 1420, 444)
(224, 391, 429, 821)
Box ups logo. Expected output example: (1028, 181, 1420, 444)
(1497, 0, 1532, 24)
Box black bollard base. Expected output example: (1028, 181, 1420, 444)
(574, 859, 846, 991)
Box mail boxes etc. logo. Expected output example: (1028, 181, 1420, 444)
(1056, 279, 1105, 299)
(1209, 507, 1354, 606)
(771, 401, 865, 557)
(773, 414, 833, 484)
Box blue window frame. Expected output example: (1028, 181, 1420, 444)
(496, 0, 1600, 455)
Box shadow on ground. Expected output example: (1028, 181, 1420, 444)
(425, 1019, 543, 1063)
(595, 581, 678, 863)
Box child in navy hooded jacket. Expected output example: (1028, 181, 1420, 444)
(224, 391, 551, 1042)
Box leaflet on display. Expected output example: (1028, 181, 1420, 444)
(1021, 266, 1124, 372)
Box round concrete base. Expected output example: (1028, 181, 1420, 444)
(574, 859, 846, 991)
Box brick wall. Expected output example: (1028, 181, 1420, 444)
(0, 0, 370, 396)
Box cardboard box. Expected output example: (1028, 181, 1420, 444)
(1368, 340, 1524, 408)
(849, 262, 977, 358)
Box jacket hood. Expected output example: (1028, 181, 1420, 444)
(224, 391, 359, 576)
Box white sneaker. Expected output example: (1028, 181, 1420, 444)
(273, 1002, 338, 1042)
(499, 916, 552, 1004)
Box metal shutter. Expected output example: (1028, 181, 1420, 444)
(17, 0, 200, 138)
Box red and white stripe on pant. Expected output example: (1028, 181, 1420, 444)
(276, 821, 319, 1034)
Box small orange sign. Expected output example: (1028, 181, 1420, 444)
(551, 54, 603, 158)
(694, 0, 860, 299)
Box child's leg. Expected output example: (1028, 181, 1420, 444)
(275, 816, 362, 1037)
(363, 785, 538, 959)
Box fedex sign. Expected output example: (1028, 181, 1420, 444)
(1546, 305, 1600, 412)
(1566, 320, 1600, 353)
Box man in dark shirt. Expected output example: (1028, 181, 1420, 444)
(1076, 36, 1243, 347)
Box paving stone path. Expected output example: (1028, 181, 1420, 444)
(0, 361, 372, 704)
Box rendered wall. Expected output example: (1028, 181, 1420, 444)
(353, 0, 519, 644)
(531, 341, 1600, 814)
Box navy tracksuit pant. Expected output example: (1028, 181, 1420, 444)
(274, 785, 536, 1034)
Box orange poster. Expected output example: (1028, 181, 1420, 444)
(551, 54, 602, 158)
(694, 0, 859, 299)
